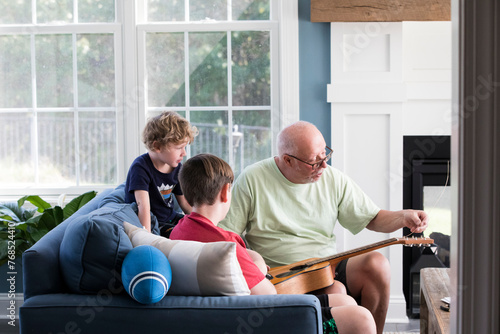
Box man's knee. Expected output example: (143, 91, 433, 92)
(363, 252, 391, 284)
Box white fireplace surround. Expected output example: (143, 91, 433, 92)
(327, 21, 452, 322)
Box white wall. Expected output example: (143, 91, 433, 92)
(327, 21, 451, 323)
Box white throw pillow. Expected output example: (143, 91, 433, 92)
(123, 222, 250, 296)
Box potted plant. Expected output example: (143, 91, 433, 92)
(0, 191, 97, 278)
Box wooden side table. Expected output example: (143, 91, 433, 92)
(420, 268, 450, 334)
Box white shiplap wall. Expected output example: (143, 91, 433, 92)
(327, 21, 452, 323)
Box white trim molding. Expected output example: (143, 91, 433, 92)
(277, 0, 300, 129)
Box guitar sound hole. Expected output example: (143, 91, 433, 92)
(290, 264, 309, 271)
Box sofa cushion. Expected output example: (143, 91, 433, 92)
(59, 203, 142, 293)
(99, 183, 161, 235)
(124, 222, 250, 296)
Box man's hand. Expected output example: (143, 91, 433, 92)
(403, 210, 429, 234)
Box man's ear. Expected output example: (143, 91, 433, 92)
(283, 154, 293, 167)
(220, 183, 231, 203)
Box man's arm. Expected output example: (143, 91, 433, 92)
(366, 209, 429, 234)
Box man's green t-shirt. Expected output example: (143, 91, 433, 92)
(219, 157, 380, 268)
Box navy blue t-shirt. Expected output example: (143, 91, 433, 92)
(124, 153, 183, 223)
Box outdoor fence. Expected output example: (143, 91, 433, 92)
(1, 115, 271, 186)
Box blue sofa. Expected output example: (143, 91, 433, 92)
(20, 185, 322, 334)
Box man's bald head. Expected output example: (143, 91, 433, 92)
(277, 121, 323, 156)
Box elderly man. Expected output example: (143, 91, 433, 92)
(220, 121, 428, 334)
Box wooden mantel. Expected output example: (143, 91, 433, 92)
(311, 0, 451, 22)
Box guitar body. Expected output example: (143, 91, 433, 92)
(269, 258, 336, 294)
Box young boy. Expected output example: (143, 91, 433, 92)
(125, 111, 198, 236)
(170, 154, 376, 334)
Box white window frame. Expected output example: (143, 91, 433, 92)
(0, 11, 124, 198)
(0, 0, 298, 199)
(123, 0, 299, 168)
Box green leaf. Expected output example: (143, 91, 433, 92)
(63, 191, 97, 220)
(0, 203, 24, 222)
(24, 215, 42, 227)
(0, 239, 8, 262)
(18, 195, 51, 213)
(38, 206, 64, 231)
(30, 228, 49, 243)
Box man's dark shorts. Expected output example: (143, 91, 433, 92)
(334, 259, 348, 288)
(335, 259, 360, 303)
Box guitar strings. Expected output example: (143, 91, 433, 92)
(404, 160, 450, 239)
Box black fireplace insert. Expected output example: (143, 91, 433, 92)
(402, 135, 450, 317)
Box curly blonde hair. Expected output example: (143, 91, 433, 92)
(142, 111, 198, 151)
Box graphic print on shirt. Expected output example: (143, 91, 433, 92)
(157, 183, 175, 205)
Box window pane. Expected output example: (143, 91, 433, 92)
(0, 112, 34, 185)
(77, 34, 115, 107)
(232, 31, 270, 106)
(36, 34, 73, 108)
(79, 111, 117, 185)
(232, 110, 271, 176)
(190, 110, 228, 162)
(0, 1, 32, 24)
(233, 0, 270, 20)
(38, 112, 76, 185)
(0, 35, 31, 108)
(148, 0, 184, 22)
(79, 0, 115, 23)
(423, 186, 452, 236)
(189, 32, 227, 106)
(37, 0, 73, 23)
(190, 0, 226, 21)
(423, 185, 452, 266)
(146, 33, 185, 107)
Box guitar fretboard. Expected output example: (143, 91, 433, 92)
(306, 237, 400, 267)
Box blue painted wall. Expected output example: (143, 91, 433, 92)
(298, 0, 331, 145)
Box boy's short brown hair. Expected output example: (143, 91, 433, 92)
(179, 154, 234, 207)
(142, 111, 198, 151)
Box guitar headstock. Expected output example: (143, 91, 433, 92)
(397, 237, 434, 247)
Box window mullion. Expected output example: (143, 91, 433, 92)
(73, 32, 81, 186)
(31, 33, 39, 184)
(227, 31, 234, 168)
(184, 31, 191, 157)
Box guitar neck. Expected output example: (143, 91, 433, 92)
(306, 237, 401, 267)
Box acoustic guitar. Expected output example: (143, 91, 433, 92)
(268, 237, 434, 295)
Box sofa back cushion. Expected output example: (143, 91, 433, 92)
(59, 203, 141, 293)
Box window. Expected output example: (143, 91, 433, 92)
(0, 0, 297, 197)
(0, 1, 120, 195)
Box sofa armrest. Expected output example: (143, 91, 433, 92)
(22, 188, 114, 300)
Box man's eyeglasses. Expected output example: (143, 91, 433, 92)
(286, 146, 333, 170)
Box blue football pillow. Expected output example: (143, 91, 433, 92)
(121, 245, 173, 304)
